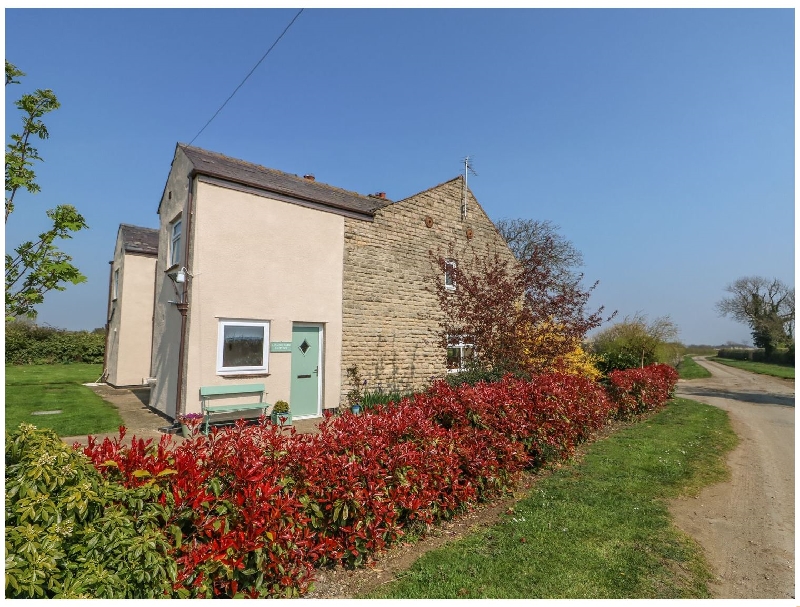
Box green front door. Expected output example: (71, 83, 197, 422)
(290, 324, 321, 418)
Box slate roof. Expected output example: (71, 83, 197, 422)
(178, 144, 392, 217)
(119, 224, 159, 255)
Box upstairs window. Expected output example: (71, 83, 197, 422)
(217, 319, 270, 375)
(445, 259, 457, 291)
(112, 268, 119, 300)
(170, 219, 182, 267)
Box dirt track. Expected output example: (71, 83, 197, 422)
(671, 357, 794, 599)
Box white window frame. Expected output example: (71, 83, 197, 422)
(112, 268, 119, 301)
(216, 319, 270, 375)
(170, 218, 182, 267)
(446, 334, 474, 373)
(445, 259, 457, 291)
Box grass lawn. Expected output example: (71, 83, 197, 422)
(366, 398, 737, 599)
(709, 357, 794, 380)
(5, 363, 124, 437)
(676, 355, 712, 379)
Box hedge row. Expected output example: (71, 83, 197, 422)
(5, 321, 105, 365)
(8, 365, 678, 599)
(607, 363, 678, 417)
(716, 347, 794, 366)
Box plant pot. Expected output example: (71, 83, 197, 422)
(271, 411, 292, 427)
(350, 404, 362, 415)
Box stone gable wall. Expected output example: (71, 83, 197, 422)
(341, 176, 516, 403)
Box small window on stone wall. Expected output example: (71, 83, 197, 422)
(445, 259, 457, 291)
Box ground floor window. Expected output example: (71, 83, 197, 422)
(446, 334, 474, 373)
(217, 319, 270, 375)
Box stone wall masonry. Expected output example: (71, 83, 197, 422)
(341, 176, 516, 404)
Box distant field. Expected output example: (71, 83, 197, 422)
(709, 358, 794, 380)
(5, 363, 123, 436)
(681, 346, 718, 357)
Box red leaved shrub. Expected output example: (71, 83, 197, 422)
(417, 373, 613, 465)
(78, 365, 676, 598)
(606, 363, 679, 418)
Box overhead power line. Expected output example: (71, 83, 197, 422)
(189, 8, 305, 145)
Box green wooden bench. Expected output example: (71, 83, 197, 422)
(199, 383, 269, 435)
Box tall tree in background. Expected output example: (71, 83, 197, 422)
(715, 276, 794, 357)
(496, 218, 583, 290)
(5, 61, 87, 320)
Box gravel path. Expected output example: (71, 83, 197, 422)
(671, 357, 794, 599)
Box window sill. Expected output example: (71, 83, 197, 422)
(218, 373, 270, 379)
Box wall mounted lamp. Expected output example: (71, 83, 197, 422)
(168, 267, 192, 284)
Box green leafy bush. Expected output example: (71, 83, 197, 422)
(5, 321, 105, 365)
(595, 350, 642, 374)
(5, 424, 176, 598)
(361, 387, 415, 410)
(443, 366, 530, 389)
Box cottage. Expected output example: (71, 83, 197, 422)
(104, 223, 159, 387)
(108, 143, 515, 423)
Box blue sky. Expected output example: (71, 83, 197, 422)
(4, 7, 795, 345)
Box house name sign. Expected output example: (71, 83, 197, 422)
(269, 342, 293, 353)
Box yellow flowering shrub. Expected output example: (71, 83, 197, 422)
(518, 320, 601, 380)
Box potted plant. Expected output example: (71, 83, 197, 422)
(178, 412, 204, 438)
(271, 400, 292, 427)
(345, 365, 364, 415)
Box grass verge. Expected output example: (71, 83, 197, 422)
(709, 357, 794, 380)
(676, 355, 712, 379)
(366, 398, 737, 599)
(5, 363, 124, 437)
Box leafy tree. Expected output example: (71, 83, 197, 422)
(5, 61, 87, 320)
(432, 237, 608, 377)
(590, 312, 679, 373)
(715, 276, 794, 358)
